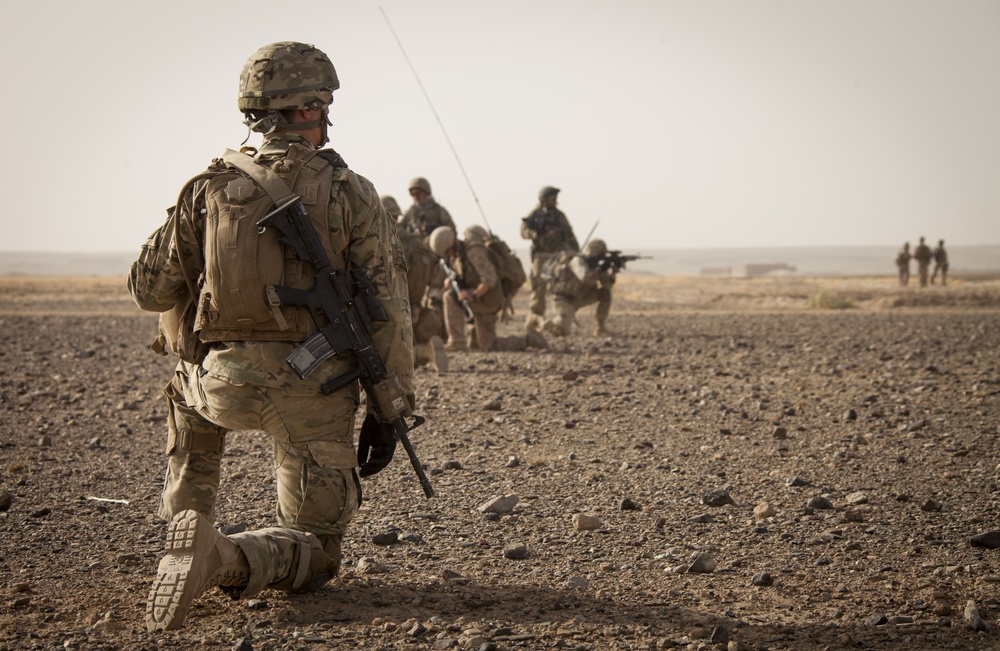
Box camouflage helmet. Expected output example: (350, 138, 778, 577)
(409, 177, 432, 194)
(464, 224, 489, 244)
(539, 185, 560, 201)
(238, 42, 339, 111)
(428, 226, 455, 257)
(380, 195, 402, 218)
(584, 239, 607, 258)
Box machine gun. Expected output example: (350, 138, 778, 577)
(257, 197, 434, 498)
(438, 258, 475, 323)
(598, 251, 652, 273)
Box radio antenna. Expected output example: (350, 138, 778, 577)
(380, 7, 493, 234)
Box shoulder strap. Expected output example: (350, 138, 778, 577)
(221, 149, 296, 205)
(221, 147, 347, 205)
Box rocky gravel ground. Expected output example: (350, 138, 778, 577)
(1, 275, 999, 651)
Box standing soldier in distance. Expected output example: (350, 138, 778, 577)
(931, 239, 949, 286)
(913, 236, 933, 288)
(401, 177, 456, 240)
(520, 186, 578, 329)
(383, 194, 448, 373)
(895, 242, 911, 287)
(128, 42, 414, 632)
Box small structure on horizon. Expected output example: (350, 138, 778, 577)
(700, 263, 797, 278)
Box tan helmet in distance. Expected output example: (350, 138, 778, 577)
(584, 238, 608, 258)
(538, 186, 560, 201)
(380, 195, 402, 219)
(409, 177, 432, 195)
(463, 225, 489, 244)
(429, 226, 455, 257)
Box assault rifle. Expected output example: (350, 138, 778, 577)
(523, 211, 557, 233)
(438, 258, 475, 323)
(598, 251, 652, 273)
(257, 197, 434, 498)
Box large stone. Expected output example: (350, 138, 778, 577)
(753, 501, 776, 520)
(478, 495, 519, 514)
(687, 552, 717, 574)
(969, 530, 1000, 549)
(572, 513, 603, 531)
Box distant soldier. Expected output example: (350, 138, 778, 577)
(520, 186, 578, 328)
(913, 236, 933, 287)
(383, 195, 448, 374)
(542, 239, 615, 337)
(430, 225, 549, 352)
(401, 177, 456, 240)
(931, 239, 949, 286)
(895, 242, 911, 287)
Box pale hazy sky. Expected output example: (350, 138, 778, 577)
(2, 0, 998, 253)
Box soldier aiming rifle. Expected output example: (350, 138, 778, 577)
(598, 250, 652, 274)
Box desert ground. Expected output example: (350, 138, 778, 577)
(1, 273, 999, 651)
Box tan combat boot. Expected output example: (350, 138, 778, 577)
(146, 510, 251, 632)
(444, 339, 467, 352)
(429, 335, 448, 373)
(524, 313, 543, 334)
(413, 341, 431, 368)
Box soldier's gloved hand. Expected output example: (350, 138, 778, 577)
(357, 414, 397, 477)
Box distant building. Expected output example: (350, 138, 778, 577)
(700, 263, 797, 278)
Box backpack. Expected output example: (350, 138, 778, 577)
(486, 235, 527, 298)
(484, 234, 527, 318)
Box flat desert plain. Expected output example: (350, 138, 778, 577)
(1, 273, 999, 651)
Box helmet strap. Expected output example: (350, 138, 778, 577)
(242, 108, 331, 146)
(243, 110, 288, 136)
(318, 111, 331, 147)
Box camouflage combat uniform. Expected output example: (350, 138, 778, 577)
(931, 240, 949, 285)
(913, 238, 933, 288)
(895, 243, 911, 287)
(129, 133, 413, 604)
(543, 251, 614, 336)
(396, 223, 448, 370)
(444, 233, 505, 351)
(520, 199, 578, 318)
(401, 199, 456, 240)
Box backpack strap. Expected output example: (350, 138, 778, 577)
(220, 149, 296, 205)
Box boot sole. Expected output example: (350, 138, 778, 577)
(145, 510, 210, 632)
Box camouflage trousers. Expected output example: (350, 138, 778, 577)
(528, 254, 554, 316)
(158, 360, 361, 592)
(442, 296, 528, 352)
(545, 286, 612, 336)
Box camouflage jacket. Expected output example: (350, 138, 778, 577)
(397, 225, 444, 308)
(401, 200, 456, 240)
(549, 252, 614, 299)
(128, 133, 414, 404)
(520, 206, 578, 259)
(451, 241, 503, 315)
